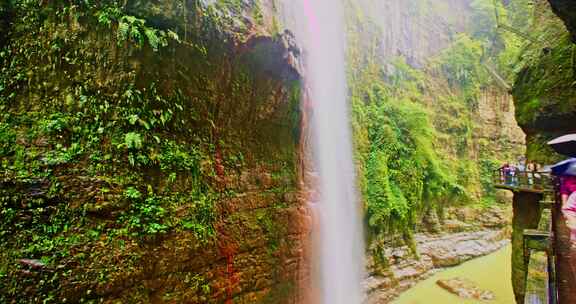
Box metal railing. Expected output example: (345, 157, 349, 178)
(493, 169, 554, 192)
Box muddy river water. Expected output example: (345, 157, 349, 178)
(393, 245, 514, 304)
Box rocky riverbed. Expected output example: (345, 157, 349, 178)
(365, 205, 512, 303)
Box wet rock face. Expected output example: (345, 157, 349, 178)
(548, 0, 576, 41)
(475, 87, 526, 157)
(511, 1, 576, 163)
(0, 1, 306, 303)
(419, 230, 509, 268)
(365, 229, 509, 303)
(240, 32, 303, 82)
(358, 0, 471, 67)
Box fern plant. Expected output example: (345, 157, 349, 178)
(96, 6, 179, 52)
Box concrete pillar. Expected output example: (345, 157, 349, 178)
(511, 191, 543, 303)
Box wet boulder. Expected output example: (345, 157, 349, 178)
(436, 278, 495, 301)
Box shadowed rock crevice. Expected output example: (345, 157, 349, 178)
(548, 0, 576, 41)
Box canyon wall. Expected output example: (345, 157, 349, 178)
(0, 1, 308, 303)
(345, 0, 525, 301)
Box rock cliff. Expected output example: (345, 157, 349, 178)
(345, 1, 525, 302)
(513, 0, 576, 163)
(0, 1, 307, 303)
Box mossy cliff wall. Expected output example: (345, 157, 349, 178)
(348, 0, 471, 68)
(0, 1, 306, 303)
(347, 0, 524, 242)
(513, 0, 576, 164)
(345, 2, 525, 300)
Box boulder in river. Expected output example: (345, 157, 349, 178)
(436, 277, 495, 301)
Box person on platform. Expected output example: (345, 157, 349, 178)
(560, 175, 576, 211)
(500, 163, 512, 186)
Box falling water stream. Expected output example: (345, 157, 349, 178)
(281, 1, 365, 303)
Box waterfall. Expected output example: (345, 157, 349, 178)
(281, 1, 365, 303)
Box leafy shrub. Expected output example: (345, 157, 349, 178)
(122, 187, 169, 236)
(97, 5, 179, 52)
(158, 141, 201, 172)
(357, 84, 466, 235)
(40, 113, 70, 134)
(123, 132, 143, 150)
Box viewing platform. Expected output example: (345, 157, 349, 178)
(492, 169, 554, 194)
(493, 168, 576, 304)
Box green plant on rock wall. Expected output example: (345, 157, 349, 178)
(0, 1, 246, 300)
(115, 15, 179, 52)
(0, 118, 16, 156)
(353, 75, 467, 238)
(433, 33, 489, 104)
(121, 186, 170, 236)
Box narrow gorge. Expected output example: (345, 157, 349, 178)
(0, 0, 575, 304)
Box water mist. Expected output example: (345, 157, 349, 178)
(281, 1, 365, 303)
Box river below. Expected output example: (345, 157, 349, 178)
(392, 245, 514, 304)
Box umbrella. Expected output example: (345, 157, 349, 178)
(551, 158, 576, 176)
(548, 134, 576, 157)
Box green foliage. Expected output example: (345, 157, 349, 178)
(123, 186, 142, 200)
(40, 114, 70, 134)
(514, 32, 576, 126)
(352, 74, 467, 236)
(123, 132, 143, 150)
(116, 15, 178, 52)
(43, 142, 83, 166)
(186, 274, 211, 296)
(469, 0, 500, 42)
(257, 209, 283, 254)
(95, 5, 122, 27)
(95, 4, 179, 52)
(180, 193, 216, 241)
(0, 1, 238, 301)
(433, 33, 488, 103)
(0, 0, 302, 302)
(122, 188, 169, 236)
(158, 141, 202, 172)
(251, 1, 265, 26)
(479, 158, 499, 199)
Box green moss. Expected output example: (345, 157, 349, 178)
(349, 61, 469, 239)
(0, 1, 300, 302)
(512, 3, 576, 129)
